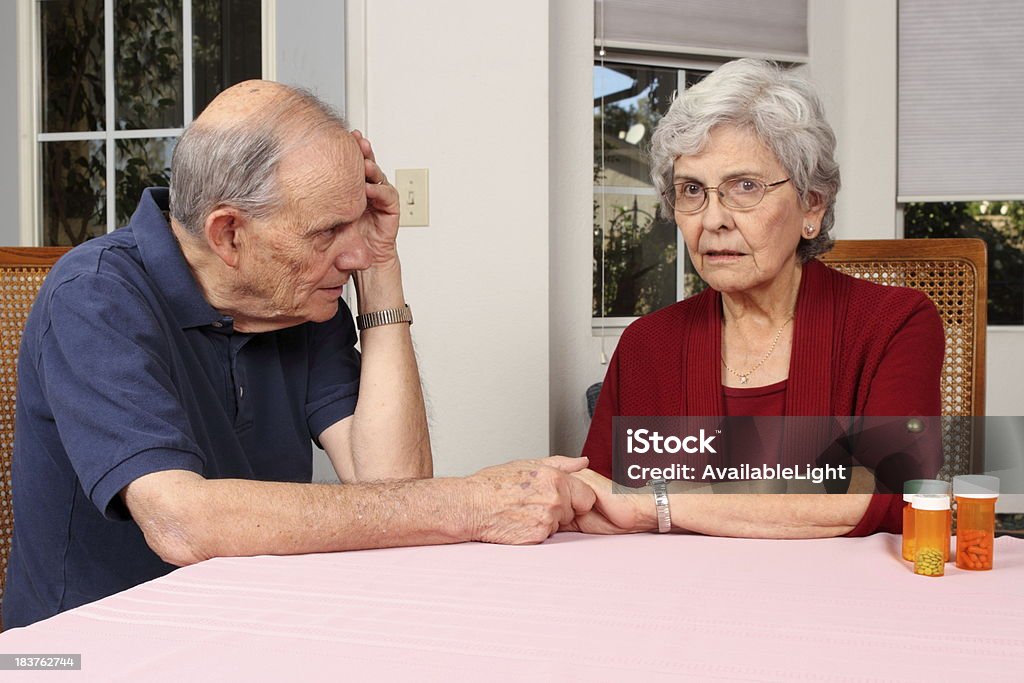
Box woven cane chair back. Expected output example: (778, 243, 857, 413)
(0, 247, 69, 630)
(820, 238, 987, 479)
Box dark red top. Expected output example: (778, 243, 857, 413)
(583, 260, 945, 536)
(724, 379, 787, 415)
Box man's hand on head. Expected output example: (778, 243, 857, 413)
(351, 130, 400, 270)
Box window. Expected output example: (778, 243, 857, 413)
(592, 59, 709, 323)
(898, 0, 1024, 327)
(36, 0, 263, 246)
(904, 201, 1024, 325)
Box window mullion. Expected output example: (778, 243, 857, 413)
(38, 132, 109, 143)
(25, 0, 41, 245)
(104, 0, 115, 233)
(183, 0, 194, 123)
(110, 128, 185, 140)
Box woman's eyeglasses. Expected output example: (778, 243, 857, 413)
(666, 177, 791, 214)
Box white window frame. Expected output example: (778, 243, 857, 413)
(591, 52, 720, 333)
(16, 0, 276, 246)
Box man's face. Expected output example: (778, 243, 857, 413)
(235, 132, 370, 329)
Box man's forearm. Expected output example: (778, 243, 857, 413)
(126, 458, 594, 566)
(129, 471, 473, 566)
(348, 257, 432, 481)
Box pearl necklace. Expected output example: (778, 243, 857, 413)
(722, 317, 793, 385)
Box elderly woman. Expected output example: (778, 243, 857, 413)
(577, 59, 944, 538)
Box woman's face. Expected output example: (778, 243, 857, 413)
(672, 126, 824, 295)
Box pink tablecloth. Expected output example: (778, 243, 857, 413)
(1, 533, 1022, 681)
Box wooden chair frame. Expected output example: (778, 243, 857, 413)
(0, 247, 70, 630)
(821, 238, 987, 477)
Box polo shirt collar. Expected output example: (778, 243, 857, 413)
(130, 187, 225, 330)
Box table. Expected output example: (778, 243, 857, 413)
(1, 533, 1022, 681)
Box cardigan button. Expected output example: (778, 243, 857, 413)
(905, 418, 924, 433)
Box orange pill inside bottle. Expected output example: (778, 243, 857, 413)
(912, 495, 950, 577)
(902, 480, 949, 563)
(953, 475, 999, 572)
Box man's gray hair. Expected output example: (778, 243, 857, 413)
(649, 59, 841, 262)
(169, 86, 347, 237)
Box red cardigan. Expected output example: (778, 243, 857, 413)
(583, 259, 945, 536)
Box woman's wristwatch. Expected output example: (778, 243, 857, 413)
(648, 478, 672, 533)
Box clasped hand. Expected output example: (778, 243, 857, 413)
(466, 460, 654, 543)
(560, 469, 656, 535)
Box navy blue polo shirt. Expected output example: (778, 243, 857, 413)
(3, 188, 361, 628)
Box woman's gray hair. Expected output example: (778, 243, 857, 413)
(169, 86, 347, 237)
(649, 59, 841, 261)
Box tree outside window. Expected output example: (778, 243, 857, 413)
(905, 201, 1024, 325)
(593, 61, 709, 321)
(37, 0, 262, 246)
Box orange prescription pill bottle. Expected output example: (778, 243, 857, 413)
(954, 475, 1000, 571)
(912, 494, 950, 577)
(902, 479, 949, 562)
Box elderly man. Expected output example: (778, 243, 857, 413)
(3, 81, 594, 629)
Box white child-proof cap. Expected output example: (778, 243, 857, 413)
(903, 478, 950, 503)
(911, 493, 950, 511)
(953, 474, 1000, 499)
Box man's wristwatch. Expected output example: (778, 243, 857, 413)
(356, 304, 413, 331)
(649, 478, 672, 533)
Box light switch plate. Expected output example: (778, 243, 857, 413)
(395, 168, 429, 227)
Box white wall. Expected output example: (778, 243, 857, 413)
(269, 0, 350, 483)
(274, 0, 346, 113)
(549, 0, 605, 459)
(806, 0, 898, 241)
(0, 0, 21, 245)
(987, 331, 1024, 417)
(350, 0, 551, 476)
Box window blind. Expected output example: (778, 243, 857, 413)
(899, 0, 1024, 200)
(594, 0, 808, 61)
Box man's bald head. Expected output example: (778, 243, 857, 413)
(169, 81, 351, 237)
(192, 80, 335, 133)
(193, 80, 290, 126)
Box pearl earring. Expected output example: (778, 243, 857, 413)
(804, 224, 815, 237)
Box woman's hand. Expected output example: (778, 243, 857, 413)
(351, 130, 401, 270)
(560, 469, 659, 534)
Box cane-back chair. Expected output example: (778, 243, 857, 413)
(820, 238, 987, 480)
(0, 247, 69, 630)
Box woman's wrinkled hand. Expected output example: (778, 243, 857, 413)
(560, 469, 658, 535)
